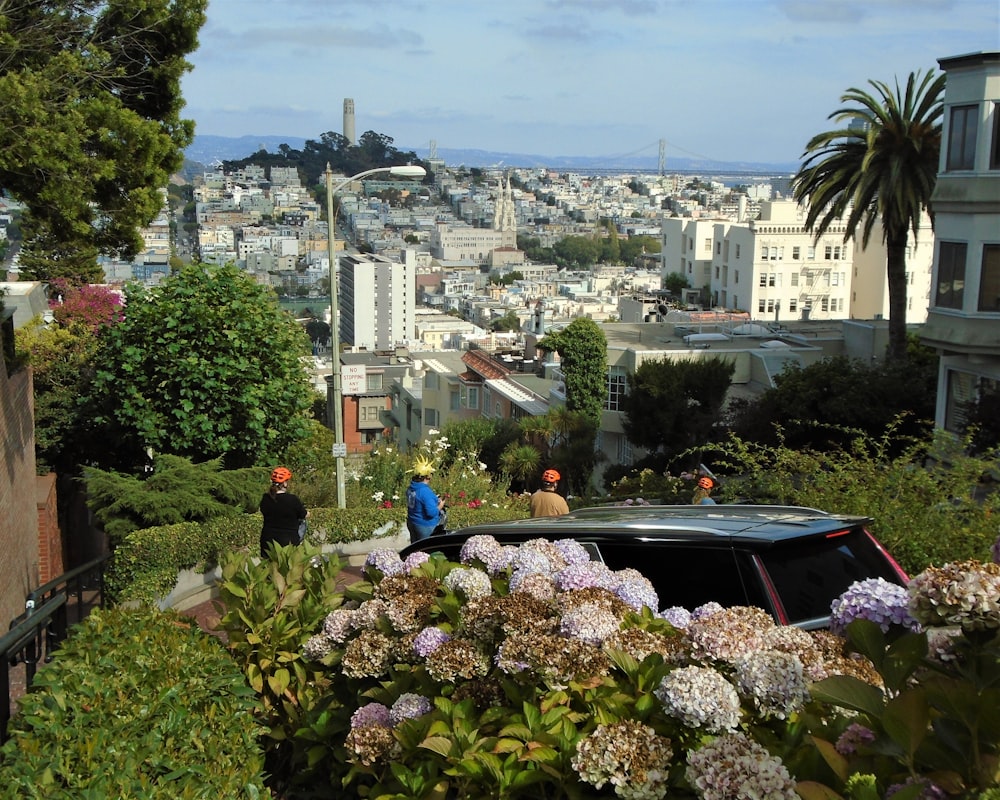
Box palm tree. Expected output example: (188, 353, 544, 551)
(792, 70, 945, 362)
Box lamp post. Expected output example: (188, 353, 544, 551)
(325, 163, 426, 508)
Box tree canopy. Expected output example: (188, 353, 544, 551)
(89, 263, 315, 471)
(621, 356, 735, 466)
(725, 348, 938, 454)
(223, 130, 427, 191)
(0, 0, 207, 282)
(793, 70, 944, 361)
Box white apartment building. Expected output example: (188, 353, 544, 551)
(921, 51, 1000, 433)
(338, 253, 415, 351)
(664, 200, 934, 326)
(716, 201, 853, 321)
(661, 217, 724, 296)
(851, 213, 934, 324)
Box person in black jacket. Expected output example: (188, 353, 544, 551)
(259, 466, 308, 557)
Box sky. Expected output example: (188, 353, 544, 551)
(181, 0, 999, 166)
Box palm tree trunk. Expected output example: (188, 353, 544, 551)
(885, 233, 910, 362)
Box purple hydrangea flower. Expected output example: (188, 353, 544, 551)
(389, 693, 433, 725)
(365, 548, 405, 577)
(613, 571, 659, 612)
(459, 535, 510, 573)
(413, 626, 451, 657)
(403, 551, 430, 573)
(830, 578, 920, 635)
(659, 606, 692, 629)
(350, 702, 391, 729)
(691, 601, 725, 620)
(554, 561, 614, 591)
(553, 539, 592, 565)
(443, 566, 493, 599)
(509, 547, 556, 576)
(835, 723, 876, 755)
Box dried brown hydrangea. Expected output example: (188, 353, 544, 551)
(686, 606, 777, 663)
(424, 637, 491, 683)
(605, 627, 688, 665)
(345, 724, 399, 766)
(498, 631, 611, 683)
(452, 676, 507, 709)
(558, 586, 632, 618)
(342, 629, 395, 679)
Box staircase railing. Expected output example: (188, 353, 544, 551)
(2, 554, 110, 745)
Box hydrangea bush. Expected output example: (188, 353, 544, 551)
(799, 559, 1000, 800)
(289, 536, 908, 799)
(218, 540, 999, 798)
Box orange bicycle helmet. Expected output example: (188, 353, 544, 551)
(697, 476, 713, 489)
(542, 469, 561, 483)
(271, 466, 293, 483)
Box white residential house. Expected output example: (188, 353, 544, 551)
(920, 50, 1000, 434)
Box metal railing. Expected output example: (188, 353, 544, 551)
(2, 555, 110, 745)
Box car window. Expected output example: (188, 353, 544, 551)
(595, 543, 763, 612)
(756, 527, 903, 623)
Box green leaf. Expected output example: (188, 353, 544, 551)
(807, 736, 849, 783)
(267, 668, 291, 697)
(811, 675, 885, 718)
(882, 688, 929, 760)
(795, 781, 846, 800)
(420, 735, 454, 757)
(845, 619, 887, 667)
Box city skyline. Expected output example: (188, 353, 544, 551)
(182, 0, 997, 166)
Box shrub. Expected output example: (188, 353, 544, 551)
(0, 607, 267, 798)
(214, 543, 345, 795)
(105, 513, 260, 606)
(282, 539, 894, 798)
(704, 428, 998, 575)
(83, 454, 262, 545)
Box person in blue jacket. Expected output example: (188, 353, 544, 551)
(406, 455, 445, 542)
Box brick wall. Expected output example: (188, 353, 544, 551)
(0, 357, 40, 626)
(36, 473, 63, 584)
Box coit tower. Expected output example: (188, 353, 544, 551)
(343, 98, 356, 145)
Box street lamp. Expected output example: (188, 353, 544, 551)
(325, 163, 427, 508)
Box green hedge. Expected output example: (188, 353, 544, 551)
(106, 504, 534, 606)
(0, 607, 267, 799)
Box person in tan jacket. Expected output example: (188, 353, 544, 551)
(530, 468, 570, 517)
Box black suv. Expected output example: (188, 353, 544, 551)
(400, 504, 908, 630)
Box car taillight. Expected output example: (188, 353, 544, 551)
(752, 554, 789, 625)
(864, 529, 909, 583)
(824, 528, 851, 538)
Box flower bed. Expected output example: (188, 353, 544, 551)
(242, 537, 1000, 799)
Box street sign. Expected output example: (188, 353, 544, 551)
(332, 443, 347, 458)
(341, 363, 366, 395)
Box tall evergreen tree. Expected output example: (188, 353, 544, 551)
(793, 70, 945, 362)
(0, 0, 207, 282)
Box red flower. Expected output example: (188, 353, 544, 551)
(382, 500, 393, 508)
(458, 490, 467, 498)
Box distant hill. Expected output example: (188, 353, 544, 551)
(185, 134, 799, 176)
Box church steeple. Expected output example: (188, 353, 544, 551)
(492, 172, 517, 247)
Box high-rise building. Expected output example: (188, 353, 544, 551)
(343, 98, 356, 146)
(338, 252, 414, 351)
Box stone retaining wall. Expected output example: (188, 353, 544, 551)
(158, 526, 410, 612)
